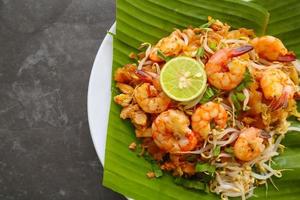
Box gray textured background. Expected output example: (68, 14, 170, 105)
(0, 0, 125, 199)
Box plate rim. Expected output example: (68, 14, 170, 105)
(87, 22, 116, 165)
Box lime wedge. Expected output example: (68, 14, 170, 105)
(160, 57, 207, 102)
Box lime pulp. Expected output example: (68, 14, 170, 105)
(160, 57, 207, 102)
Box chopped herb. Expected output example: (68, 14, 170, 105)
(235, 69, 253, 92)
(199, 86, 220, 104)
(135, 143, 143, 156)
(213, 146, 221, 157)
(210, 121, 216, 129)
(174, 177, 206, 191)
(196, 47, 205, 58)
(231, 93, 241, 111)
(152, 163, 163, 178)
(143, 151, 154, 162)
(157, 50, 172, 62)
(204, 184, 210, 193)
(198, 172, 214, 183)
(146, 171, 156, 179)
(141, 151, 164, 178)
(129, 52, 136, 59)
(128, 52, 139, 64)
(236, 92, 246, 101)
(195, 163, 216, 174)
(230, 69, 253, 112)
(200, 19, 216, 29)
(208, 41, 217, 51)
(186, 155, 197, 162)
(224, 147, 234, 154)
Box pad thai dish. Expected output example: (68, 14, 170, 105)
(113, 17, 300, 200)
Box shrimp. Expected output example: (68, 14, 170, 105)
(114, 94, 132, 107)
(114, 64, 139, 85)
(149, 30, 185, 62)
(181, 29, 201, 57)
(134, 69, 161, 91)
(227, 28, 254, 39)
(260, 69, 296, 110)
(120, 104, 148, 127)
(135, 127, 152, 138)
(233, 127, 265, 162)
(116, 83, 134, 94)
(205, 45, 253, 90)
(191, 102, 227, 140)
(134, 83, 171, 113)
(114, 83, 134, 107)
(251, 36, 296, 62)
(152, 109, 197, 153)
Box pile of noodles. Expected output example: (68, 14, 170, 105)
(114, 17, 300, 200)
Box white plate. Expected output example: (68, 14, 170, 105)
(87, 23, 115, 165)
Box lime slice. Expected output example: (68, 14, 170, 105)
(160, 57, 207, 102)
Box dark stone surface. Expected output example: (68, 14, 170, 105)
(0, 0, 125, 199)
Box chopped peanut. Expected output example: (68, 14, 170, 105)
(146, 171, 155, 179)
(128, 142, 137, 151)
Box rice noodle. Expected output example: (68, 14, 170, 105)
(143, 60, 153, 66)
(249, 61, 283, 70)
(215, 128, 239, 140)
(248, 50, 259, 61)
(203, 31, 215, 54)
(218, 153, 232, 158)
(201, 150, 213, 159)
(196, 56, 203, 64)
(153, 63, 160, 74)
(242, 88, 250, 111)
(228, 93, 236, 127)
(292, 59, 300, 73)
(223, 39, 248, 44)
(221, 103, 232, 111)
(215, 162, 228, 168)
(138, 43, 152, 70)
(235, 120, 244, 130)
(212, 165, 254, 200)
(216, 132, 239, 146)
(176, 143, 213, 154)
(180, 32, 189, 46)
(144, 71, 158, 78)
(258, 58, 273, 65)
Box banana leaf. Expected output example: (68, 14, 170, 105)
(103, 0, 300, 199)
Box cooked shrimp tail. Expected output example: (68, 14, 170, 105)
(230, 45, 253, 57)
(269, 90, 289, 110)
(277, 52, 296, 62)
(251, 35, 296, 62)
(205, 45, 253, 90)
(260, 69, 296, 110)
(135, 69, 155, 83)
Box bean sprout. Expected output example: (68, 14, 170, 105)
(138, 43, 152, 70)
